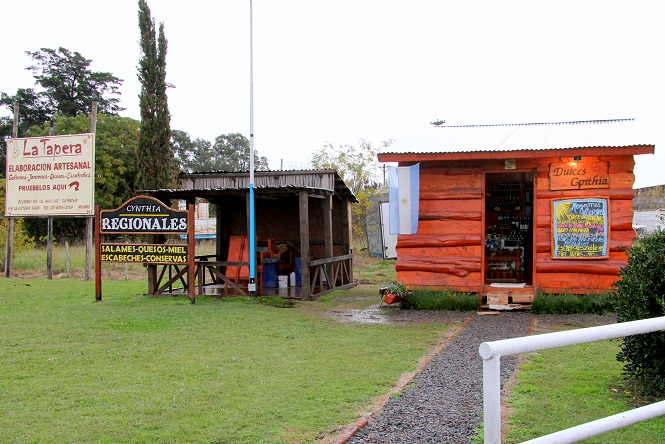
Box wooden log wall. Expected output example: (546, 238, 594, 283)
(533, 155, 635, 293)
(395, 155, 637, 295)
(395, 165, 484, 292)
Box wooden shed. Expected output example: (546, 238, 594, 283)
(143, 169, 356, 299)
(379, 119, 654, 301)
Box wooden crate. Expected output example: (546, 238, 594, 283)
(487, 291, 509, 305)
(486, 289, 535, 305)
(511, 292, 535, 303)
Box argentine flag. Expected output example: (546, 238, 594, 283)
(388, 164, 420, 234)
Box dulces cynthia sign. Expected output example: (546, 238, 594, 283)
(549, 161, 609, 191)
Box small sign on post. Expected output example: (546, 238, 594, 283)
(95, 196, 196, 303)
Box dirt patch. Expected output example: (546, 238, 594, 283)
(328, 305, 390, 324)
(327, 304, 472, 325)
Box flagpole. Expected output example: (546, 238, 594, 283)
(248, 0, 257, 296)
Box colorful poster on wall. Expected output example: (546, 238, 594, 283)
(5, 133, 95, 216)
(552, 198, 609, 259)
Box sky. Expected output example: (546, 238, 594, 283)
(2, 0, 664, 187)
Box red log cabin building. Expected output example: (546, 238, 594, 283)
(378, 119, 654, 302)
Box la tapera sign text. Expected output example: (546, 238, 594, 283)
(549, 161, 609, 191)
(5, 133, 95, 216)
(100, 196, 188, 234)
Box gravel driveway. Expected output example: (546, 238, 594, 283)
(346, 311, 535, 444)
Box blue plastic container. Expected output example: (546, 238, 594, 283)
(262, 259, 280, 288)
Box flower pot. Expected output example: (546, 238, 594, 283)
(382, 293, 403, 305)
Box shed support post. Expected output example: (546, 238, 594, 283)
(299, 190, 311, 299)
(147, 234, 158, 295)
(343, 199, 353, 282)
(215, 199, 224, 284)
(187, 202, 196, 303)
(323, 194, 333, 287)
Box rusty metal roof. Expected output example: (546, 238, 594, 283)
(386, 119, 653, 155)
(141, 169, 357, 202)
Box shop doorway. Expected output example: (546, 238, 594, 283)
(484, 172, 534, 285)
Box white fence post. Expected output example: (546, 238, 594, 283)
(483, 353, 502, 444)
(480, 316, 665, 444)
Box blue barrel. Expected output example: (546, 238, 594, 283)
(262, 258, 280, 288)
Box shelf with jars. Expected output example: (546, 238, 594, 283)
(485, 233, 524, 281)
(484, 180, 532, 282)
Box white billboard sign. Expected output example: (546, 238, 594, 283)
(5, 133, 95, 216)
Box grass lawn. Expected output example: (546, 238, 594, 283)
(0, 276, 458, 443)
(503, 319, 665, 443)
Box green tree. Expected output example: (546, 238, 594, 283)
(0, 116, 10, 175)
(1, 48, 124, 177)
(136, 0, 176, 190)
(210, 133, 268, 172)
(24, 48, 124, 117)
(171, 129, 196, 172)
(311, 139, 390, 194)
(0, 89, 50, 178)
(172, 131, 268, 172)
(0, 88, 51, 134)
(171, 129, 215, 173)
(311, 139, 391, 251)
(614, 230, 665, 395)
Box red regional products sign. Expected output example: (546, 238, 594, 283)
(5, 133, 95, 216)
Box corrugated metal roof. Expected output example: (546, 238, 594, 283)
(141, 169, 357, 201)
(386, 119, 653, 154)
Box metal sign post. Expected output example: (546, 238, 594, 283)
(248, 0, 257, 296)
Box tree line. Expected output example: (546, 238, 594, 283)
(0, 1, 269, 241)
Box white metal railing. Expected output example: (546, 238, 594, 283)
(479, 316, 665, 444)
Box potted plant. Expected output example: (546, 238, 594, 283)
(382, 281, 407, 305)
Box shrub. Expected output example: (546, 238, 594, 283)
(613, 230, 665, 396)
(530, 292, 614, 315)
(0, 219, 35, 264)
(401, 289, 479, 311)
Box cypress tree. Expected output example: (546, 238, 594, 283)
(137, 0, 175, 190)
